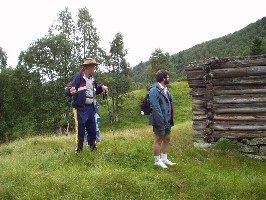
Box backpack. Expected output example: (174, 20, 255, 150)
(140, 93, 152, 115)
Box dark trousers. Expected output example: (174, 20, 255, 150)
(76, 105, 96, 151)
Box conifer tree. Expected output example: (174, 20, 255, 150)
(250, 37, 263, 55)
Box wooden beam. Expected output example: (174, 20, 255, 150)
(215, 107, 266, 114)
(211, 56, 266, 69)
(212, 131, 266, 139)
(213, 125, 266, 131)
(213, 114, 266, 121)
(212, 66, 266, 79)
(212, 75, 266, 86)
(213, 94, 266, 104)
(214, 88, 266, 95)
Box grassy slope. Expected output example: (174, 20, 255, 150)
(98, 81, 192, 131)
(0, 81, 266, 200)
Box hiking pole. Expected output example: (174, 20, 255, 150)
(103, 92, 115, 140)
(64, 96, 74, 155)
(72, 107, 78, 151)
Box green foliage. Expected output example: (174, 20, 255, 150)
(242, 36, 266, 56)
(49, 7, 75, 39)
(18, 34, 73, 81)
(48, 8, 81, 69)
(0, 47, 7, 72)
(128, 61, 151, 85)
(49, 7, 106, 69)
(0, 45, 72, 142)
(149, 48, 178, 83)
(106, 32, 131, 122)
(76, 7, 106, 62)
(250, 37, 264, 55)
(0, 67, 38, 142)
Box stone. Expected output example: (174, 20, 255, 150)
(238, 143, 259, 153)
(259, 146, 266, 156)
(247, 138, 266, 146)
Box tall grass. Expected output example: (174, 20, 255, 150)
(0, 81, 265, 199)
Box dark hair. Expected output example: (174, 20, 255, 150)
(156, 69, 168, 82)
(83, 64, 97, 68)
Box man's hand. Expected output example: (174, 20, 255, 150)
(102, 85, 108, 94)
(70, 87, 76, 95)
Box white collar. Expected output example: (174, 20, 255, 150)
(157, 82, 167, 91)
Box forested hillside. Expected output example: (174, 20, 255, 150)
(131, 16, 266, 82)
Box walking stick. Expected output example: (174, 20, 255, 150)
(103, 92, 115, 141)
(64, 97, 74, 155)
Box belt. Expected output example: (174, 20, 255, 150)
(85, 103, 94, 106)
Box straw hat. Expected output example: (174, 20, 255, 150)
(80, 58, 99, 66)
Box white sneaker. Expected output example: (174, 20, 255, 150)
(162, 159, 176, 166)
(155, 160, 168, 169)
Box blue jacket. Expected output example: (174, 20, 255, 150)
(148, 82, 174, 128)
(65, 70, 103, 110)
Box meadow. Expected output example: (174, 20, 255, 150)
(0, 82, 265, 199)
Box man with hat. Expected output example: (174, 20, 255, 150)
(65, 58, 108, 152)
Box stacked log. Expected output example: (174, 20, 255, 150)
(185, 55, 266, 141)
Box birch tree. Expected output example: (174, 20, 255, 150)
(0, 47, 7, 73)
(107, 32, 131, 121)
(76, 7, 106, 65)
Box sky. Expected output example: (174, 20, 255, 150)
(0, 0, 265, 67)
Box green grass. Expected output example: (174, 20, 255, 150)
(0, 81, 265, 199)
(1, 126, 265, 199)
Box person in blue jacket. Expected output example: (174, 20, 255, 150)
(149, 69, 175, 168)
(65, 58, 108, 152)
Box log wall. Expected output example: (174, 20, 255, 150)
(185, 55, 266, 141)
